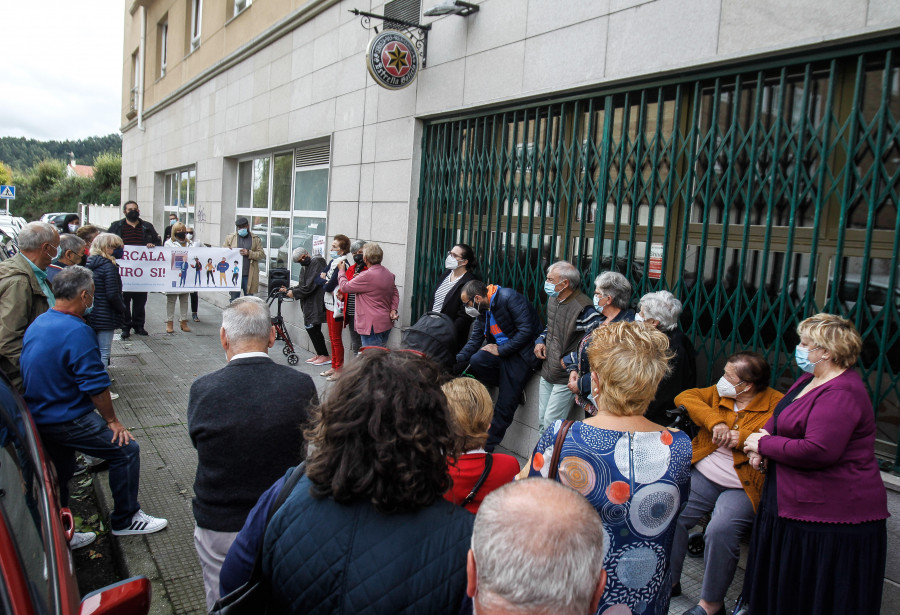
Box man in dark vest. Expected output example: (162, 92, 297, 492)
(108, 200, 162, 338)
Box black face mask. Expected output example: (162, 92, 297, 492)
(125, 210, 140, 222)
(299, 258, 311, 267)
(353, 254, 364, 265)
(175, 232, 186, 240)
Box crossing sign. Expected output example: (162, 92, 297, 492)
(0, 185, 14, 199)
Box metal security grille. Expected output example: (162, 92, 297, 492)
(412, 40, 900, 469)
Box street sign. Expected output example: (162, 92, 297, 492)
(0, 185, 14, 199)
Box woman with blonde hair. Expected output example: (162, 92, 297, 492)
(164, 222, 192, 333)
(742, 313, 888, 614)
(527, 321, 692, 614)
(85, 232, 127, 371)
(441, 377, 520, 513)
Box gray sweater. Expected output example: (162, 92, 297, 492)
(187, 356, 318, 532)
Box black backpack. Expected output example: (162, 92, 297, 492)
(401, 312, 457, 370)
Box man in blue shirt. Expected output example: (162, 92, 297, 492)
(21, 266, 168, 539)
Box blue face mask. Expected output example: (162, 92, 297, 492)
(83, 293, 94, 316)
(795, 345, 821, 373)
(329, 250, 339, 260)
(593, 294, 606, 313)
(237, 228, 249, 237)
(544, 280, 561, 298)
(112, 247, 124, 259)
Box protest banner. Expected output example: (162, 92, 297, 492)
(118, 246, 244, 293)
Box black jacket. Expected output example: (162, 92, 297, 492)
(85, 255, 127, 331)
(108, 218, 162, 246)
(456, 286, 544, 369)
(429, 269, 477, 354)
(645, 327, 697, 425)
(290, 256, 327, 326)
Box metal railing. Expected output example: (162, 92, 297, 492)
(411, 38, 900, 470)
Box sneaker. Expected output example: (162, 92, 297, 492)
(73, 461, 88, 476)
(110, 392, 120, 400)
(111, 510, 168, 536)
(134, 328, 149, 336)
(192, 313, 200, 322)
(70, 532, 97, 550)
(305, 355, 319, 364)
(312, 358, 331, 366)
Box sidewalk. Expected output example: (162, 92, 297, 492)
(94, 292, 738, 615)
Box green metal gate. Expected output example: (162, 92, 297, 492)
(411, 38, 900, 470)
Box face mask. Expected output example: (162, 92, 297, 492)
(716, 376, 745, 399)
(83, 293, 94, 316)
(465, 306, 480, 318)
(237, 228, 249, 237)
(593, 295, 606, 313)
(175, 232, 186, 240)
(634, 313, 644, 322)
(354, 254, 364, 265)
(112, 247, 124, 259)
(169, 219, 177, 226)
(125, 210, 140, 222)
(329, 250, 339, 259)
(544, 280, 561, 298)
(45, 244, 59, 260)
(187, 233, 193, 240)
(299, 258, 311, 267)
(68, 224, 78, 233)
(795, 345, 822, 373)
(445, 254, 459, 270)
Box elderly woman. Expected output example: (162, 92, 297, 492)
(337, 242, 399, 347)
(284, 247, 330, 366)
(430, 243, 480, 354)
(527, 321, 692, 614)
(442, 377, 520, 513)
(563, 271, 635, 415)
(219, 349, 474, 612)
(342, 239, 367, 354)
(636, 290, 696, 424)
(668, 352, 782, 615)
(741, 314, 888, 615)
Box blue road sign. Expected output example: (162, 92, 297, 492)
(0, 186, 14, 199)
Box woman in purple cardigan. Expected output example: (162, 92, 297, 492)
(337, 242, 399, 348)
(742, 313, 888, 615)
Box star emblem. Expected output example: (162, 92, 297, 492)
(385, 43, 409, 72)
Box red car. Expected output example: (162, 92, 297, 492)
(0, 372, 151, 614)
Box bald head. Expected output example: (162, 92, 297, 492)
(468, 478, 606, 615)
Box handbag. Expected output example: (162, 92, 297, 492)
(548, 420, 575, 480)
(210, 462, 306, 615)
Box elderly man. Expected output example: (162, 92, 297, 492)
(187, 296, 317, 610)
(0, 221, 59, 391)
(467, 479, 607, 615)
(534, 261, 599, 431)
(455, 279, 544, 450)
(109, 200, 162, 338)
(223, 217, 264, 302)
(20, 266, 167, 544)
(46, 233, 87, 283)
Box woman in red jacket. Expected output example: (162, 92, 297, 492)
(743, 313, 888, 615)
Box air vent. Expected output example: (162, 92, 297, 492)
(384, 0, 421, 25)
(295, 143, 330, 167)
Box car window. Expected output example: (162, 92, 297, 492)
(0, 383, 52, 613)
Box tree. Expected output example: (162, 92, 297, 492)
(0, 161, 12, 186)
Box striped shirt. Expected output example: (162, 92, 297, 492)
(431, 272, 464, 312)
(120, 222, 145, 245)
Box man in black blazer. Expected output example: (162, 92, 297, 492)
(187, 296, 317, 610)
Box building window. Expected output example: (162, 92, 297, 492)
(233, 0, 252, 18)
(158, 18, 168, 78)
(236, 143, 330, 279)
(164, 167, 196, 230)
(189, 0, 202, 51)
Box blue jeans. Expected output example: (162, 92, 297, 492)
(360, 328, 390, 348)
(38, 411, 141, 529)
(229, 276, 249, 302)
(96, 329, 115, 367)
(465, 349, 536, 451)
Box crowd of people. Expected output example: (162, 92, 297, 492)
(0, 217, 891, 615)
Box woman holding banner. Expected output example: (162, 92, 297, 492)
(164, 223, 192, 334)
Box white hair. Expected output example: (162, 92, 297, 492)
(51, 265, 94, 300)
(638, 290, 683, 331)
(472, 479, 605, 615)
(221, 296, 272, 345)
(292, 246, 309, 261)
(17, 222, 58, 251)
(58, 233, 86, 255)
(548, 261, 581, 287)
(594, 271, 632, 309)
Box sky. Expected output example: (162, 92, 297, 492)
(0, 1, 124, 141)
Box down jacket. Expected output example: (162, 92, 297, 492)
(85, 255, 127, 331)
(456, 285, 544, 369)
(262, 475, 474, 614)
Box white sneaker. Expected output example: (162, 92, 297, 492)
(110, 392, 120, 400)
(70, 532, 97, 550)
(111, 510, 168, 536)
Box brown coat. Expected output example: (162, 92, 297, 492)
(0, 254, 51, 391)
(223, 232, 265, 295)
(675, 384, 783, 510)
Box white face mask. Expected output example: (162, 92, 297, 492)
(187, 233, 193, 240)
(634, 313, 644, 322)
(445, 254, 459, 270)
(67, 223, 78, 233)
(716, 376, 746, 399)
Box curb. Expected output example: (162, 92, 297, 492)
(92, 471, 175, 615)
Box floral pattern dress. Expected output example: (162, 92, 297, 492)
(528, 420, 692, 615)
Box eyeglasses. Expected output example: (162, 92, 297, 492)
(447, 251, 464, 260)
(358, 346, 426, 358)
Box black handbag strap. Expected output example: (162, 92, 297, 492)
(461, 454, 493, 507)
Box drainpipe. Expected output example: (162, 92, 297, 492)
(138, 5, 146, 131)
